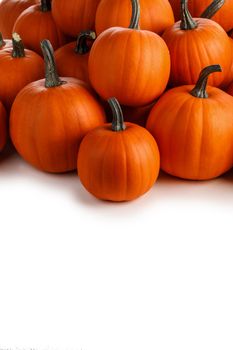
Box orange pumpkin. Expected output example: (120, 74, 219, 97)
(0, 101, 7, 152)
(146, 65, 233, 180)
(0, 0, 39, 38)
(0, 33, 12, 50)
(52, 0, 100, 37)
(95, 0, 174, 36)
(13, 0, 67, 55)
(0, 33, 44, 112)
(169, 0, 233, 32)
(78, 98, 160, 202)
(163, 0, 232, 88)
(10, 40, 106, 173)
(55, 31, 96, 84)
(89, 0, 170, 107)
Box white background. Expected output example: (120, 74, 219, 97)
(0, 143, 233, 350)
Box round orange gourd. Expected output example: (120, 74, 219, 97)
(55, 31, 96, 84)
(0, 33, 44, 112)
(13, 0, 67, 55)
(0, 101, 7, 152)
(78, 98, 160, 202)
(10, 40, 106, 173)
(169, 0, 233, 32)
(146, 65, 233, 180)
(0, 0, 39, 38)
(89, 0, 170, 107)
(163, 0, 232, 88)
(95, 0, 174, 36)
(52, 0, 100, 37)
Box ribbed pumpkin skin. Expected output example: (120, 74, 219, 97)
(0, 0, 39, 38)
(146, 86, 233, 180)
(0, 101, 7, 152)
(55, 42, 90, 84)
(162, 19, 232, 88)
(52, 0, 100, 37)
(13, 4, 67, 55)
(89, 28, 170, 107)
(10, 78, 106, 173)
(0, 47, 44, 111)
(95, 0, 174, 36)
(78, 123, 160, 202)
(169, 0, 233, 32)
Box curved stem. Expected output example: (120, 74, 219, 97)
(75, 30, 96, 55)
(0, 33, 6, 48)
(40, 39, 66, 88)
(190, 65, 222, 98)
(129, 0, 140, 30)
(200, 0, 225, 19)
(41, 0, 51, 12)
(108, 98, 126, 132)
(12, 33, 25, 58)
(180, 0, 197, 30)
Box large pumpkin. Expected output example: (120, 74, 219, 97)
(89, 0, 170, 107)
(55, 30, 96, 84)
(0, 33, 44, 112)
(163, 0, 232, 87)
(0, 0, 39, 38)
(13, 0, 67, 55)
(78, 98, 160, 202)
(10, 40, 106, 173)
(52, 0, 100, 37)
(146, 65, 233, 180)
(95, 0, 174, 36)
(0, 101, 7, 152)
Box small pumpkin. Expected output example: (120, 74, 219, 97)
(13, 0, 67, 55)
(10, 40, 106, 173)
(55, 31, 96, 84)
(89, 0, 170, 107)
(78, 98, 160, 202)
(0, 101, 7, 152)
(146, 65, 233, 180)
(0, 33, 44, 112)
(0, 0, 39, 38)
(163, 0, 232, 88)
(0, 33, 12, 50)
(52, 0, 100, 37)
(95, 0, 174, 36)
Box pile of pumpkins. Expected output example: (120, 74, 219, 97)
(0, 0, 233, 202)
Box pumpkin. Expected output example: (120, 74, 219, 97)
(0, 33, 12, 50)
(89, 0, 170, 107)
(10, 40, 106, 173)
(0, 33, 44, 112)
(55, 30, 96, 84)
(0, 0, 39, 39)
(169, 0, 233, 32)
(0, 101, 7, 152)
(13, 0, 67, 55)
(95, 0, 174, 36)
(52, 0, 100, 37)
(163, 0, 232, 88)
(78, 98, 160, 202)
(146, 65, 233, 180)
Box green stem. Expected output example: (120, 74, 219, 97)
(40, 39, 66, 88)
(129, 0, 140, 30)
(190, 65, 222, 98)
(180, 0, 197, 30)
(108, 98, 126, 132)
(0, 33, 6, 48)
(12, 33, 25, 58)
(75, 31, 96, 55)
(200, 0, 225, 19)
(41, 0, 51, 12)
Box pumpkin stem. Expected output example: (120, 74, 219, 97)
(190, 65, 222, 98)
(12, 33, 25, 58)
(0, 33, 6, 48)
(41, 0, 51, 12)
(41, 39, 66, 88)
(129, 0, 140, 30)
(108, 98, 126, 132)
(180, 0, 197, 30)
(75, 30, 96, 55)
(200, 0, 225, 19)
